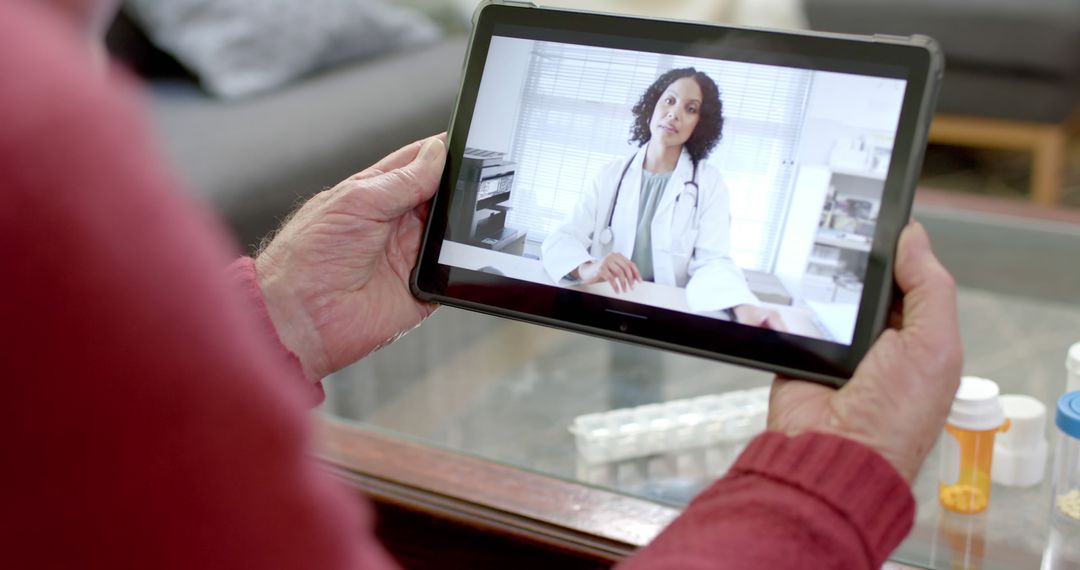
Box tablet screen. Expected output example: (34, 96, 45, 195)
(436, 25, 908, 347)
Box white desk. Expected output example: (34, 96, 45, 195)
(439, 240, 828, 340)
(571, 280, 825, 340)
(440, 240, 550, 283)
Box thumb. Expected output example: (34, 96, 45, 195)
(893, 221, 961, 358)
(362, 137, 446, 219)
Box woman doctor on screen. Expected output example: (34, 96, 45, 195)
(541, 67, 785, 330)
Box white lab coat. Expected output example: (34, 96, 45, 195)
(541, 146, 757, 312)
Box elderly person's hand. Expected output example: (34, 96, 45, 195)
(767, 221, 963, 482)
(255, 135, 446, 380)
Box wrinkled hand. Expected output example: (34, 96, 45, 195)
(766, 222, 962, 482)
(255, 135, 446, 380)
(733, 304, 788, 332)
(577, 253, 641, 293)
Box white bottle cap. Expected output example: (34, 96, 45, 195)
(947, 376, 1006, 431)
(1067, 342, 1080, 393)
(991, 394, 1048, 487)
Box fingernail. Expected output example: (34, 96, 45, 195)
(417, 138, 444, 163)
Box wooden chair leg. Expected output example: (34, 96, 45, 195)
(1031, 127, 1067, 206)
(930, 112, 1077, 206)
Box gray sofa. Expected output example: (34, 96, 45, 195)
(807, 0, 1080, 124)
(109, 12, 467, 250)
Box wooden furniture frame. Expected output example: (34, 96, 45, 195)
(929, 107, 1079, 206)
(317, 418, 922, 569)
(317, 419, 676, 567)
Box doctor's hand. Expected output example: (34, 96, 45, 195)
(254, 135, 446, 381)
(576, 253, 641, 293)
(733, 304, 788, 332)
(766, 222, 962, 482)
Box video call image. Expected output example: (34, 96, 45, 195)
(440, 36, 908, 345)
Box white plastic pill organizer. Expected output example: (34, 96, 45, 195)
(569, 386, 771, 465)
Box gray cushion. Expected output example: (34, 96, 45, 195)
(148, 37, 467, 248)
(937, 68, 1078, 123)
(805, 0, 1080, 78)
(127, 0, 442, 98)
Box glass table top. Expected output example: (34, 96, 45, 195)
(323, 206, 1080, 569)
(324, 287, 1080, 569)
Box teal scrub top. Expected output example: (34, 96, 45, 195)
(630, 170, 672, 282)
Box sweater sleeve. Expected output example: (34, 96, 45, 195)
(227, 256, 325, 406)
(617, 432, 915, 570)
(0, 3, 398, 569)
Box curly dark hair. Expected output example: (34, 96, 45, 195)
(629, 67, 724, 164)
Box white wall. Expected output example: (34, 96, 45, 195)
(466, 37, 534, 154)
(795, 71, 906, 167)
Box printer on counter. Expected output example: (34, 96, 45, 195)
(448, 148, 526, 256)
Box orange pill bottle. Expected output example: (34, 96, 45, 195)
(939, 377, 1010, 514)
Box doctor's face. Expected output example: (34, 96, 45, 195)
(649, 77, 702, 150)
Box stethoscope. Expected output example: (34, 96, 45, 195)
(597, 154, 700, 247)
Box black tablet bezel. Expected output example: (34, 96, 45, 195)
(412, 2, 943, 386)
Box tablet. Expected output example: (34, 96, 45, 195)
(412, 0, 943, 386)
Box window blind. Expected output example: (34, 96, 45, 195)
(507, 42, 811, 272)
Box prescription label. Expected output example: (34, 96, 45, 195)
(939, 431, 961, 485)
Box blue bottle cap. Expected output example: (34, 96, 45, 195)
(1057, 391, 1080, 439)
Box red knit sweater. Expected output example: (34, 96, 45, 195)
(0, 2, 914, 568)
